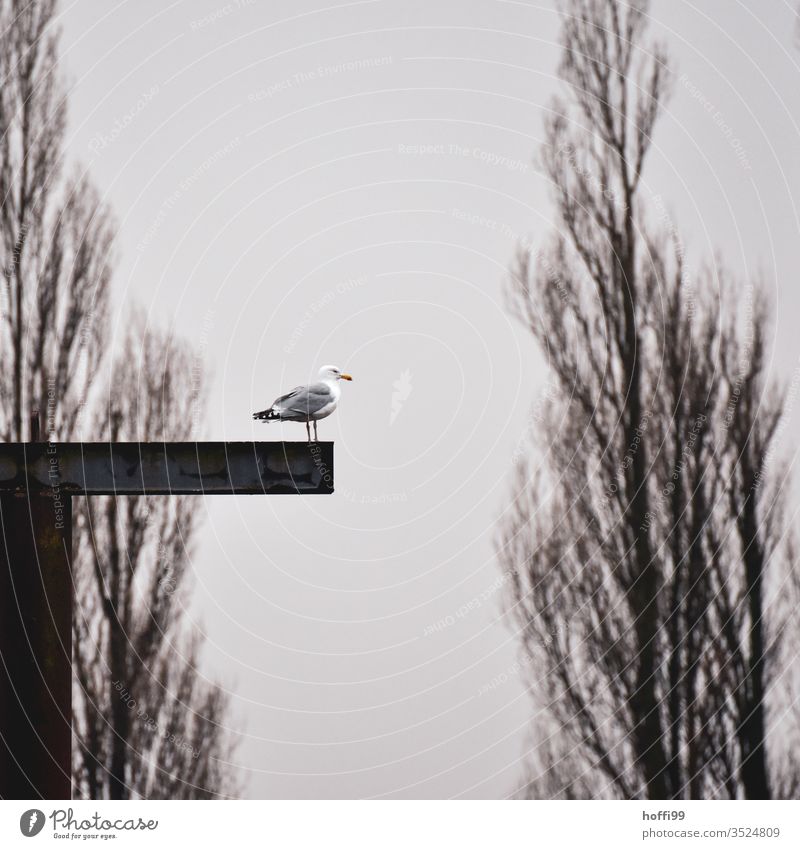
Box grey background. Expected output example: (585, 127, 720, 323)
(57, 0, 800, 798)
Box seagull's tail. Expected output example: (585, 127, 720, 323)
(252, 407, 280, 422)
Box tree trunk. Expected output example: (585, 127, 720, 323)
(738, 493, 770, 799)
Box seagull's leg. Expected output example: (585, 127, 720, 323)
(313, 420, 318, 442)
(306, 421, 311, 443)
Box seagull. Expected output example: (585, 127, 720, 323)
(253, 364, 353, 442)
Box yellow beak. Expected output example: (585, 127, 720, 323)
(341, 373, 353, 381)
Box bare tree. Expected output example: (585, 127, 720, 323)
(500, 0, 798, 799)
(0, 0, 236, 799)
(0, 0, 112, 440)
(72, 314, 236, 800)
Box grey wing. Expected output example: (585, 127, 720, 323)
(273, 382, 333, 416)
(271, 385, 304, 407)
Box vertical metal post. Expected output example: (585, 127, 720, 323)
(0, 413, 72, 799)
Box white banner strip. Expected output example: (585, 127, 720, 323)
(1, 800, 798, 847)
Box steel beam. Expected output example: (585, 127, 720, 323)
(0, 441, 334, 496)
(0, 439, 334, 799)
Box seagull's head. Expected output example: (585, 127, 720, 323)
(319, 364, 353, 382)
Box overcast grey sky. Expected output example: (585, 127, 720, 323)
(57, 0, 800, 798)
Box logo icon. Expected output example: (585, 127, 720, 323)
(19, 809, 46, 837)
(390, 369, 413, 425)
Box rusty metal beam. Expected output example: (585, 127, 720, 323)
(0, 441, 334, 496)
(0, 492, 72, 799)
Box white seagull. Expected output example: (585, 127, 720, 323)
(253, 364, 353, 442)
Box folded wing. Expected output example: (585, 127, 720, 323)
(272, 382, 333, 418)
